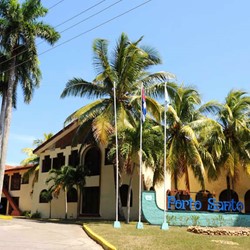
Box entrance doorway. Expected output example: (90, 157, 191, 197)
(81, 187, 100, 215)
(0, 197, 7, 215)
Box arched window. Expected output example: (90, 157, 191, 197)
(84, 147, 101, 176)
(39, 189, 49, 203)
(196, 190, 212, 211)
(244, 190, 250, 214)
(67, 188, 78, 203)
(219, 189, 239, 212)
(120, 184, 133, 207)
(219, 189, 239, 202)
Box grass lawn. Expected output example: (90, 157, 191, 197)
(85, 222, 250, 250)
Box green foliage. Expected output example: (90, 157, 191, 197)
(190, 215, 200, 226)
(61, 32, 174, 145)
(21, 210, 31, 218)
(21, 133, 54, 189)
(40, 189, 53, 203)
(30, 210, 41, 219)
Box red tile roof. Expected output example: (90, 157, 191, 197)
(5, 165, 33, 172)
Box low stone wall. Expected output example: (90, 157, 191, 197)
(187, 226, 250, 236)
(142, 191, 250, 227)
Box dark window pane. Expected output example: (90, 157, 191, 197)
(53, 153, 65, 170)
(42, 156, 51, 173)
(3, 175, 9, 191)
(22, 175, 29, 184)
(39, 189, 50, 203)
(67, 188, 78, 202)
(85, 147, 101, 176)
(69, 150, 79, 167)
(11, 173, 21, 191)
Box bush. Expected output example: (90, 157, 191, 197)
(21, 210, 31, 218)
(31, 210, 41, 219)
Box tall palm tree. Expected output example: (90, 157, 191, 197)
(202, 90, 250, 193)
(166, 85, 213, 190)
(0, 0, 60, 201)
(61, 32, 175, 145)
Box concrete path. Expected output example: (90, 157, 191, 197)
(0, 218, 103, 250)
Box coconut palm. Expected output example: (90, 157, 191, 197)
(61, 32, 175, 146)
(166, 85, 213, 190)
(0, 0, 60, 200)
(202, 90, 250, 193)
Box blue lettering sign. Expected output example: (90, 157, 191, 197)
(168, 196, 244, 212)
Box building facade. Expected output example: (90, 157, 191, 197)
(1, 122, 250, 218)
(0, 165, 33, 216)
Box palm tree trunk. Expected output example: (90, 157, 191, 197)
(226, 175, 231, 201)
(185, 166, 190, 191)
(0, 58, 16, 201)
(77, 187, 81, 218)
(49, 201, 52, 219)
(126, 165, 135, 224)
(64, 187, 68, 219)
(0, 90, 6, 201)
(0, 89, 6, 149)
(174, 171, 178, 190)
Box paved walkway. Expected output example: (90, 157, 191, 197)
(0, 218, 103, 250)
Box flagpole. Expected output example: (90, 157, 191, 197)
(161, 80, 169, 230)
(113, 81, 121, 229)
(136, 83, 144, 229)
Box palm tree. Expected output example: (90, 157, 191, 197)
(202, 90, 250, 195)
(46, 165, 77, 219)
(109, 120, 165, 223)
(165, 85, 212, 190)
(61, 32, 175, 145)
(0, 0, 60, 201)
(21, 133, 53, 189)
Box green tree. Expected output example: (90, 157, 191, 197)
(166, 85, 213, 190)
(109, 120, 164, 223)
(21, 133, 54, 189)
(61, 33, 175, 145)
(0, 0, 60, 201)
(202, 90, 250, 193)
(46, 165, 76, 219)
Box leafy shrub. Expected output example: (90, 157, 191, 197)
(21, 210, 31, 218)
(31, 210, 41, 219)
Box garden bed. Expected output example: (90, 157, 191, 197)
(187, 226, 250, 236)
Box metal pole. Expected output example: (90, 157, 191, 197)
(113, 81, 121, 228)
(161, 80, 169, 230)
(136, 83, 143, 229)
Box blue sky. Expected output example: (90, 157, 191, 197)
(7, 0, 250, 165)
